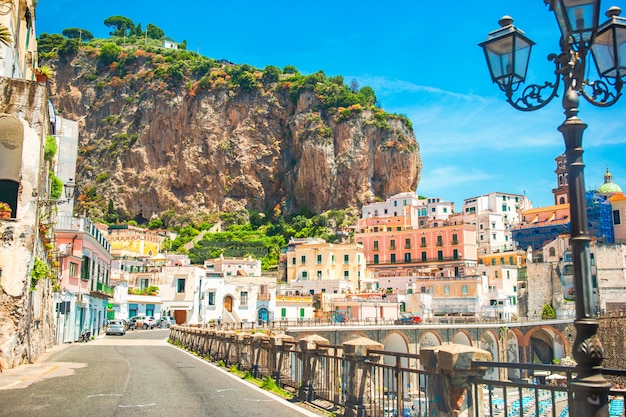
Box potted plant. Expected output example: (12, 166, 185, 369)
(34, 65, 52, 83)
(0, 202, 11, 219)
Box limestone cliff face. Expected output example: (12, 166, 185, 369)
(46, 49, 421, 219)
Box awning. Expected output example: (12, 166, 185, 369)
(167, 304, 192, 310)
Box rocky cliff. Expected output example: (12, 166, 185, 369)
(45, 45, 421, 220)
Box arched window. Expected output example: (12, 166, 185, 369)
(549, 247, 556, 257)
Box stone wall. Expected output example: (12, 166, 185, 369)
(0, 78, 56, 369)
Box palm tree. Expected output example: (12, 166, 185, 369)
(0, 23, 12, 47)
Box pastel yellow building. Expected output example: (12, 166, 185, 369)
(107, 225, 164, 257)
(285, 239, 367, 292)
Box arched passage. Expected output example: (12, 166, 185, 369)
(479, 330, 499, 380)
(0, 115, 24, 218)
(452, 331, 472, 346)
(419, 332, 442, 349)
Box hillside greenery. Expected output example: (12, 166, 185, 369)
(159, 208, 358, 270)
(37, 16, 413, 131)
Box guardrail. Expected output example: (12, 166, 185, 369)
(169, 326, 626, 417)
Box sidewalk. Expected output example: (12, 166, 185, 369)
(0, 342, 76, 391)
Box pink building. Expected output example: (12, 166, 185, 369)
(55, 215, 114, 343)
(356, 223, 477, 277)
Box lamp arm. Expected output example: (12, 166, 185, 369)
(503, 53, 561, 112)
(580, 76, 623, 107)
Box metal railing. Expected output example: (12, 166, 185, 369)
(169, 326, 626, 417)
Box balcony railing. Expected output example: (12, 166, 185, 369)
(91, 281, 114, 297)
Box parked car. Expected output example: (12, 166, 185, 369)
(159, 316, 176, 328)
(394, 315, 421, 325)
(106, 320, 126, 336)
(129, 315, 158, 329)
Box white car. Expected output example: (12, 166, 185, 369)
(129, 315, 158, 329)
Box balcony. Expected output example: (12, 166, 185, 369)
(90, 281, 114, 298)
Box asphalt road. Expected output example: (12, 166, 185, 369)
(0, 329, 323, 417)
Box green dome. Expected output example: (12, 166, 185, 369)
(598, 182, 623, 194)
(598, 167, 623, 194)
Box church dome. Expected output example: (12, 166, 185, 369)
(598, 167, 623, 195)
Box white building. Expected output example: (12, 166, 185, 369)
(463, 192, 532, 255)
(204, 255, 262, 277)
(200, 275, 277, 326)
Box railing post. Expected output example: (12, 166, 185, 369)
(298, 334, 329, 402)
(269, 333, 294, 384)
(420, 344, 492, 417)
(342, 336, 384, 417)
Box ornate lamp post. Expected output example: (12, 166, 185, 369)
(480, 2, 626, 416)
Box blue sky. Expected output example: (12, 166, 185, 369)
(36, 1, 626, 209)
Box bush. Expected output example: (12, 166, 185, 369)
(541, 303, 557, 319)
(99, 43, 122, 65)
(44, 135, 57, 161)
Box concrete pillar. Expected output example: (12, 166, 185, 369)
(269, 333, 294, 383)
(298, 334, 329, 402)
(420, 344, 492, 417)
(342, 336, 384, 417)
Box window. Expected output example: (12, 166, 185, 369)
(300, 308, 305, 318)
(421, 252, 427, 261)
(302, 271, 308, 279)
(443, 208, 447, 213)
(614, 210, 621, 225)
(390, 254, 396, 263)
(509, 257, 514, 265)
(405, 238, 411, 249)
(374, 227, 378, 232)
(177, 278, 186, 293)
(344, 270, 349, 279)
(374, 254, 379, 264)
(291, 257, 296, 265)
(69, 262, 78, 277)
(421, 236, 426, 247)
(344, 254, 349, 264)
(444, 285, 450, 295)
(81, 255, 90, 281)
(281, 308, 287, 318)
(462, 285, 468, 295)
(140, 278, 148, 290)
(437, 250, 443, 261)
(240, 291, 248, 307)
(208, 291, 216, 306)
(491, 259, 496, 266)
(316, 254, 322, 264)
(453, 249, 459, 260)
(454, 266, 459, 277)
(436, 236, 443, 246)
(507, 270, 510, 279)
(373, 240, 379, 251)
(404, 253, 411, 262)
(390, 240, 396, 250)
(394, 200, 398, 206)
(301, 255, 306, 264)
(452, 234, 458, 245)
(495, 271, 499, 278)
(317, 270, 322, 279)
(331, 255, 334, 264)
(387, 227, 392, 232)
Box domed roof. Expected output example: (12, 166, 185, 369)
(598, 167, 623, 195)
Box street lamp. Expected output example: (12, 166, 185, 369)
(480, 2, 626, 416)
(38, 180, 77, 207)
